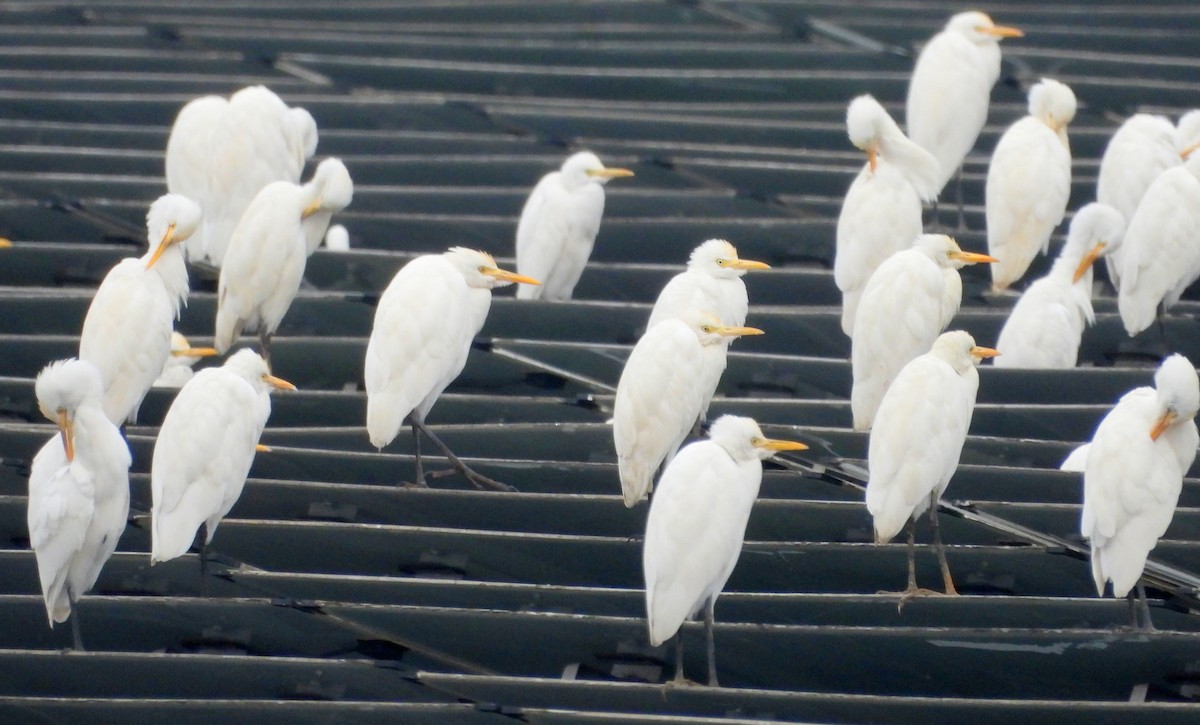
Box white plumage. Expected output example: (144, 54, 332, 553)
(515, 151, 633, 301)
(906, 11, 1023, 192)
(613, 312, 763, 508)
(27, 359, 131, 641)
(78, 194, 202, 424)
(1080, 354, 1198, 604)
(646, 239, 768, 332)
(301, 159, 354, 256)
(152, 332, 219, 388)
(643, 415, 806, 685)
(994, 203, 1125, 368)
(322, 224, 351, 252)
(150, 348, 293, 565)
(1117, 152, 1200, 337)
(985, 78, 1076, 291)
(214, 157, 353, 355)
(850, 234, 996, 431)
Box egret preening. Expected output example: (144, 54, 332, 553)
(214, 157, 354, 362)
(165, 86, 318, 267)
(985, 78, 1076, 291)
(150, 349, 294, 577)
(906, 11, 1022, 223)
(79, 194, 202, 424)
(837, 95, 940, 335)
(514, 151, 633, 301)
(850, 234, 997, 431)
(27, 359, 131, 649)
(1095, 111, 1200, 291)
(866, 331, 997, 600)
(152, 332, 220, 388)
(614, 312, 764, 508)
(365, 247, 539, 490)
(643, 415, 807, 686)
(1117, 151, 1200, 338)
(1079, 354, 1199, 629)
(994, 203, 1125, 368)
(301, 159, 355, 256)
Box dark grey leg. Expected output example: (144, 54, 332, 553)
(955, 165, 967, 231)
(905, 519, 919, 593)
(69, 596, 84, 651)
(410, 420, 428, 487)
(672, 631, 686, 684)
(259, 330, 272, 367)
(410, 417, 516, 492)
(704, 596, 719, 687)
(1136, 581, 1156, 631)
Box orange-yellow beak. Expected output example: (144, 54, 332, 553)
(302, 198, 322, 219)
(714, 325, 765, 338)
(950, 250, 1000, 264)
(144, 223, 177, 270)
(984, 24, 1024, 38)
(483, 267, 541, 286)
(172, 346, 219, 358)
(255, 443, 272, 453)
(1181, 142, 1200, 160)
(586, 167, 635, 180)
(971, 346, 1001, 359)
(56, 409, 74, 462)
(867, 142, 878, 173)
(1073, 242, 1106, 283)
(0, 238, 12, 248)
(263, 374, 296, 391)
(1150, 411, 1177, 441)
(726, 258, 771, 271)
(754, 437, 809, 452)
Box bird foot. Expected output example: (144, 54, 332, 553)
(400, 479, 430, 489)
(663, 674, 705, 690)
(883, 586, 948, 613)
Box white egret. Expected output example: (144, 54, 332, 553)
(152, 332, 220, 388)
(150, 348, 294, 574)
(985, 78, 1076, 291)
(214, 157, 353, 361)
(643, 415, 807, 686)
(1079, 354, 1198, 629)
(1095, 111, 1200, 290)
(78, 194, 202, 424)
(994, 203, 1125, 368)
(867, 331, 997, 598)
(27, 359, 131, 649)
(1117, 151, 1200, 337)
(837, 94, 940, 335)
(646, 239, 769, 332)
(851, 234, 996, 431)
(514, 151, 634, 301)
(614, 312, 764, 508)
(365, 247, 540, 490)
(167, 86, 318, 267)
(301, 159, 354, 256)
(905, 11, 1023, 218)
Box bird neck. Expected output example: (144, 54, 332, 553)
(149, 243, 190, 315)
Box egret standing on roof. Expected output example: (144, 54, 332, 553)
(514, 151, 633, 301)
(867, 331, 997, 599)
(906, 11, 1023, 222)
(1079, 354, 1198, 629)
(365, 247, 540, 490)
(614, 311, 764, 508)
(644, 415, 807, 686)
(1095, 111, 1200, 291)
(994, 203, 1125, 368)
(836, 95, 940, 335)
(78, 194, 202, 425)
(851, 234, 996, 431)
(150, 349, 294, 576)
(214, 157, 353, 363)
(27, 359, 131, 649)
(985, 78, 1076, 291)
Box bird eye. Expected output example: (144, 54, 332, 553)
(701, 325, 713, 333)
(477, 265, 488, 273)
(716, 259, 727, 266)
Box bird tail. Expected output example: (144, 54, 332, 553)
(366, 391, 406, 450)
(618, 456, 652, 508)
(213, 301, 241, 354)
(150, 511, 198, 566)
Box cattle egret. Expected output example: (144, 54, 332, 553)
(301, 159, 354, 255)
(150, 349, 294, 575)
(614, 312, 764, 508)
(643, 415, 807, 686)
(365, 247, 539, 490)
(867, 331, 997, 599)
(994, 203, 1125, 368)
(1080, 354, 1199, 629)
(27, 359, 131, 649)
(152, 332, 220, 388)
(646, 239, 768, 333)
(837, 94, 940, 335)
(79, 194, 202, 424)
(515, 151, 633, 301)
(986, 78, 1076, 291)
(851, 234, 996, 431)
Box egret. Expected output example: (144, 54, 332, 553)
(214, 157, 353, 362)
(166, 86, 318, 267)
(614, 312, 764, 508)
(837, 94, 940, 335)
(993, 203, 1125, 368)
(301, 159, 354, 256)
(851, 234, 996, 431)
(1095, 111, 1200, 291)
(1079, 354, 1198, 629)
(27, 359, 131, 649)
(514, 151, 634, 301)
(365, 247, 540, 490)
(985, 78, 1076, 291)
(867, 331, 997, 599)
(643, 415, 807, 686)
(1117, 151, 1200, 337)
(905, 11, 1023, 221)
(78, 194, 202, 424)
(150, 348, 294, 575)
(152, 332, 220, 388)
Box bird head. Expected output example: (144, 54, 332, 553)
(1028, 78, 1077, 133)
(916, 234, 999, 270)
(1175, 109, 1200, 159)
(35, 359, 104, 462)
(301, 157, 354, 219)
(684, 310, 764, 346)
(688, 238, 770, 279)
(446, 247, 541, 289)
(1064, 203, 1125, 283)
(144, 193, 202, 269)
(285, 106, 319, 168)
(560, 151, 634, 188)
(223, 348, 296, 394)
(1151, 354, 1200, 440)
(931, 330, 1000, 373)
(947, 11, 1023, 44)
(846, 94, 889, 172)
(707, 415, 808, 462)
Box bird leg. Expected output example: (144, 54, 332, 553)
(929, 500, 959, 595)
(258, 330, 273, 368)
(955, 165, 967, 231)
(68, 591, 84, 651)
(704, 595, 719, 687)
(409, 418, 516, 492)
(1133, 582, 1156, 632)
(672, 630, 687, 685)
(894, 518, 942, 612)
(407, 422, 428, 487)
(198, 522, 210, 597)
